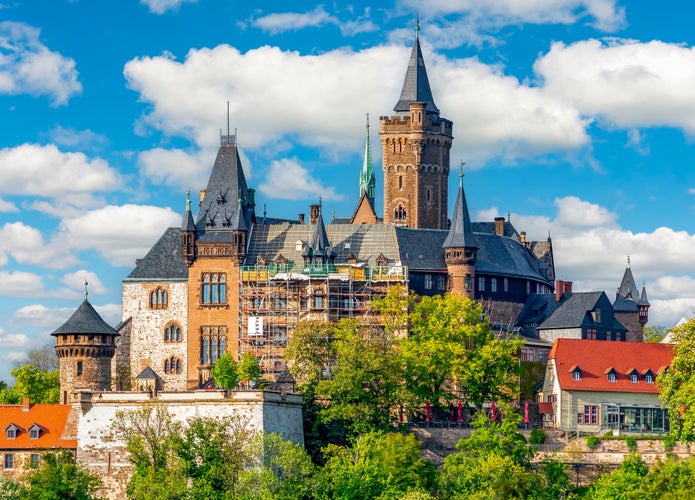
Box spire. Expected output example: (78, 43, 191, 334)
(443, 169, 476, 250)
(393, 23, 439, 114)
(617, 260, 638, 300)
(304, 203, 334, 264)
(182, 190, 196, 232)
(638, 282, 650, 307)
(359, 113, 376, 206)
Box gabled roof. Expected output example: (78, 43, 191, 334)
(443, 174, 476, 250)
(0, 403, 76, 450)
(393, 32, 439, 114)
(135, 366, 158, 379)
(51, 299, 119, 337)
(125, 227, 188, 281)
(539, 291, 625, 331)
(549, 339, 674, 393)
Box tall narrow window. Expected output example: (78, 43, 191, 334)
(201, 326, 227, 365)
(77, 361, 83, 376)
(4, 453, 14, 469)
(201, 273, 227, 304)
(399, 175, 403, 190)
(30, 454, 40, 468)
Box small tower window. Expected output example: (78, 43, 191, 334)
(77, 361, 83, 376)
(149, 287, 168, 309)
(399, 175, 403, 191)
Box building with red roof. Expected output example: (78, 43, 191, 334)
(0, 399, 77, 479)
(539, 339, 673, 434)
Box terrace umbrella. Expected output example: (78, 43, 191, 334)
(457, 401, 463, 424)
(524, 401, 530, 426)
(490, 402, 497, 422)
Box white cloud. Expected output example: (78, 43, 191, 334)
(0, 222, 76, 269)
(13, 304, 74, 328)
(60, 204, 181, 267)
(137, 147, 215, 190)
(48, 126, 109, 151)
(0, 143, 122, 199)
(60, 270, 108, 296)
(535, 39, 695, 133)
(402, 0, 625, 32)
(0, 198, 17, 212)
(0, 327, 31, 348)
(554, 196, 617, 228)
(252, 6, 336, 35)
(0, 21, 81, 105)
(258, 158, 343, 201)
(0, 270, 46, 298)
(124, 43, 589, 173)
(140, 0, 197, 14)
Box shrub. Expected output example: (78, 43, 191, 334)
(586, 435, 601, 448)
(626, 437, 637, 451)
(530, 429, 547, 445)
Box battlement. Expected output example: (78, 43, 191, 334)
(380, 114, 453, 136)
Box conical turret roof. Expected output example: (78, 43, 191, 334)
(51, 299, 119, 337)
(638, 284, 650, 306)
(393, 30, 439, 114)
(182, 191, 196, 232)
(617, 261, 638, 300)
(443, 173, 476, 249)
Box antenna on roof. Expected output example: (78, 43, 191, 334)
(227, 101, 230, 139)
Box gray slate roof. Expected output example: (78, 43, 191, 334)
(617, 267, 638, 300)
(51, 299, 119, 336)
(442, 177, 476, 249)
(135, 367, 158, 379)
(393, 35, 439, 114)
(125, 227, 188, 281)
(539, 292, 626, 333)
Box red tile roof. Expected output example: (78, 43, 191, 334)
(549, 339, 674, 394)
(0, 402, 76, 450)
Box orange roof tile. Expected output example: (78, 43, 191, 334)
(549, 339, 674, 394)
(0, 403, 76, 450)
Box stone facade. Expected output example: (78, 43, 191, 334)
(380, 102, 453, 229)
(121, 280, 188, 391)
(615, 311, 644, 343)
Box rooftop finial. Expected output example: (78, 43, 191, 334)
(458, 161, 465, 188)
(627, 255, 631, 268)
(415, 14, 420, 39)
(185, 190, 191, 212)
(84, 281, 89, 300)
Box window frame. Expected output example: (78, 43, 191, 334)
(201, 273, 227, 305)
(4, 453, 14, 469)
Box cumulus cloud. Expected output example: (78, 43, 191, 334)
(0, 21, 81, 105)
(0, 144, 122, 199)
(402, 0, 625, 32)
(258, 158, 343, 201)
(60, 269, 108, 296)
(0, 327, 31, 348)
(13, 304, 74, 328)
(124, 43, 589, 173)
(0, 222, 76, 269)
(0, 270, 47, 298)
(554, 196, 617, 228)
(138, 147, 219, 190)
(535, 39, 695, 133)
(0, 198, 17, 212)
(48, 126, 109, 151)
(60, 204, 182, 267)
(140, 0, 197, 14)
(252, 6, 336, 35)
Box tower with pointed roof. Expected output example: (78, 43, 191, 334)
(443, 172, 477, 297)
(52, 290, 119, 404)
(613, 257, 650, 342)
(360, 114, 376, 208)
(381, 23, 453, 229)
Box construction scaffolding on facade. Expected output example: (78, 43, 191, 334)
(239, 262, 408, 379)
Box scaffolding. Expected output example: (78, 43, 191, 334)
(239, 262, 408, 379)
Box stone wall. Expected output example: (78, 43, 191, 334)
(615, 311, 644, 342)
(75, 390, 303, 499)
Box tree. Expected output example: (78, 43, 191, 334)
(403, 293, 523, 409)
(658, 318, 695, 441)
(211, 351, 239, 390)
(238, 352, 261, 388)
(588, 453, 648, 499)
(0, 475, 22, 500)
(644, 325, 669, 343)
(284, 320, 335, 389)
(12, 345, 59, 372)
(113, 405, 179, 471)
(2, 364, 60, 404)
(316, 319, 404, 438)
(20, 450, 101, 500)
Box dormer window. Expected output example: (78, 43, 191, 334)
(644, 370, 654, 384)
(5, 425, 18, 440)
(571, 366, 581, 381)
(628, 369, 639, 384)
(29, 424, 41, 440)
(606, 367, 617, 383)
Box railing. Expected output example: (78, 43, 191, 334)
(240, 264, 408, 282)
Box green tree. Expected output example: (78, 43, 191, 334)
(658, 318, 695, 441)
(644, 325, 669, 343)
(238, 352, 262, 388)
(4, 364, 60, 404)
(12, 345, 59, 372)
(20, 450, 101, 500)
(316, 319, 404, 438)
(285, 320, 335, 390)
(211, 351, 239, 390)
(588, 453, 648, 499)
(404, 293, 523, 409)
(0, 475, 22, 500)
(113, 405, 179, 471)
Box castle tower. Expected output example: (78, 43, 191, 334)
(51, 291, 119, 404)
(381, 24, 453, 229)
(360, 114, 376, 208)
(185, 131, 254, 388)
(613, 257, 649, 342)
(181, 191, 196, 266)
(443, 172, 477, 298)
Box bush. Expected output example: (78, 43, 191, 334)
(530, 429, 547, 445)
(586, 435, 601, 448)
(626, 437, 637, 451)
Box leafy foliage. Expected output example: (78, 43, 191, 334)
(530, 429, 547, 445)
(20, 450, 102, 500)
(0, 364, 60, 404)
(238, 351, 261, 386)
(12, 345, 59, 372)
(211, 351, 239, 389)
(643, 325, 669, 343)
(658, 318, 695, 441)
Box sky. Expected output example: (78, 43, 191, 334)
(2, 0, 695, 382)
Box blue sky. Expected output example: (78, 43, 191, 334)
(2, 0, 695, 382)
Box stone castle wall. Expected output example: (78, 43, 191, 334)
(615, 311, 644, 342)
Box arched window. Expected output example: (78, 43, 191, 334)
(164, 322, 183, 343)
(394, 204, 407, 221)
(164, 357, 182, 374)
(149, 287, 168, 309)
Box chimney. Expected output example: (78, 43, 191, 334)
(22, 398, 30, 411)
(298, 213, 305, 224)
(309, 204, 320, 225)
(494, 217, 505, 236)
(520, 231, 526, 243)
(555, 280, 573, 302)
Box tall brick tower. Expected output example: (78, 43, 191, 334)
(381, 24, 453, 229)
(443, 172, 477, 298)
(52, 290, 119, 404)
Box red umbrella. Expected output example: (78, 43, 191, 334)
(457, 401, 463, 424)
(524, 401, 530, 425)
(490, 402, 497, 421)
(426, 401, 431, 425)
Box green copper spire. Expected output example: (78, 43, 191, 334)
(359, 113, 376, 206)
